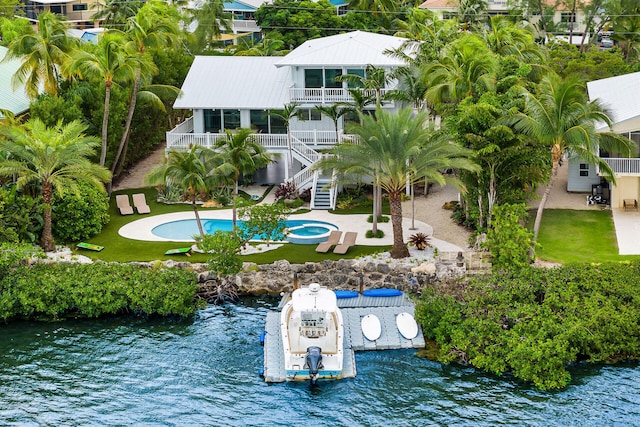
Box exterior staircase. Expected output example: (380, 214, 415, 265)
(311, 179, 332, 210)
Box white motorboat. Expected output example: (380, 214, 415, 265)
(280, 283, 344, 384)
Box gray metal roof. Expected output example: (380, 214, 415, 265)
(275, 30, 410, 68)
(173, 56, 292, 109)
(0, 46, 31, 119)
(587, 71, 640, 134)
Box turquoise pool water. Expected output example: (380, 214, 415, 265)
(151, 218, 336, 244)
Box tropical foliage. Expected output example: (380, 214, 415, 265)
(416, 262, 640, 390)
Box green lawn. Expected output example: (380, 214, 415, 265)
(76, 187, 390, 264)
(535, 209, 640, 263)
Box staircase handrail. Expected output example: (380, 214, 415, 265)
(290, 135, 322, 166)
(309, 171, 318, 208)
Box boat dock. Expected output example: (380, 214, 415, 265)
(262, 292, 425, 383)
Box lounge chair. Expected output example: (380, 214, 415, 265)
(116, 194, 134, 215)
(132, 193, 151, 214)
(315, 230, 343, 253)
(333, 231, 358, 255)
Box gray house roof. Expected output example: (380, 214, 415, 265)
(275, 30, 410, 68)
(587, 71, 640, 134)
(173, 56, 292, 109)
(0, 46, 31, 119)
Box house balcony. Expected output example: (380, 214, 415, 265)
(289, 87, 394, 105)
(231, 19, 260, 33)
(602, 158, 640, 176)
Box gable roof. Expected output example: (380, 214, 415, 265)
(0, 46, 31, 119)
(275, 31, 410, 68)
(587, 72, 640, 134)
(173, 56, 292, 109)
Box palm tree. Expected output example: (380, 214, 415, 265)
(212, 129, 278, 228)
(144, 145, 217, 238)
(4, 12, 78, 98)
(313, 104, 351, 144)
(0, 119, 111, 252)
(339, 88, 375, 126)
(315, 107, 478, 258)
(91, 0, 141, 28)
(66, 31, 137, 167)
(505, 73, 633, 246)
(271, 103, 300, 180)
(187, 0, 232, 54)
(112, 1, 180, 176)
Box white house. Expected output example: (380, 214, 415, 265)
(567, 72, 640, 209)
(167, 30, 412, 208)
(0, 46, 33, 121)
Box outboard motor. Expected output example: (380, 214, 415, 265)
(305, 346, 323, 385)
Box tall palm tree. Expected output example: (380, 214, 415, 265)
(315, 107, 478, 258)
(4, 12, 78, 98)
(271, 103, 300, 180)
(187, 0, 232, 54)
(66, 31, 138, 167)
(91, 0, 142, 28)
(145, 145, 217, 238)
(112, 1, 180, 176)
(212, 129, 278, 228)
(0, 119, 111, 252)
(505, 73, 633, 246)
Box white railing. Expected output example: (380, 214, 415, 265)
(289, 88, 392, 104)
(292, 167, 315, 192)
(231, 19, 259, 31)
(291, 130, 340, 147)
(602, 158, 640, 175)
(290, 135, 322, 166)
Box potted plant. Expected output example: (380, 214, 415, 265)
(409, 233, 431, 250)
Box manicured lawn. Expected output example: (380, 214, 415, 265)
(535, 209, 640, 263)
(76, 187, 390, 263)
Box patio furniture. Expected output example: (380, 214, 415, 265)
(115, 194, 134, 215)
(315, 230, 342, 253)
(333, 231, 358, 255)
(132, 193, 151, 214)
(623, 199, 638, 211)
(76, 242, 104, 252)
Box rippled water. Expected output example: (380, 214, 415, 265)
(1, 298, 638, 426)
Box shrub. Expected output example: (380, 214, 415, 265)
(484, 203, 533, 270)
(366, 229, 384, 238)
(274, 181, 298, 200)
(0, 186, 42, 244)
(409, 232, 431, 250)
(367, 214, 390, 223)
(52, 180, 110, 243)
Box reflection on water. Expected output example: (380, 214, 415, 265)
(0, 297, 638, 426)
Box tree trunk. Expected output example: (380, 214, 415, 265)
(112, 68, 141, 177)
(389, 192, 409, 258)
(532, 159, 561, 247)
(100, 84, 112, 167)
(371, 181, 378, 234)
(40, 181, 55, 252)
(232, 178, 239, 229)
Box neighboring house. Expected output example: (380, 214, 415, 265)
(23, 0, 100, 28)
(222, 0, 264, 42)
(419, 0, 591, 45)
(167, 30, 411, 208)
(566, 72, 640, 209)
(67, 27, 105, 43)
(0, 46, 33, 121)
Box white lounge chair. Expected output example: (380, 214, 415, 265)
(115, 194, 134, 215)
(132, 193, 151, 214)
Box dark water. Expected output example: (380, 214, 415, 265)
(1, 298, 639, 427)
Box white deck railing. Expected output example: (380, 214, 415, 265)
(602, 158, 640, 175)
(289, 88, 393, 104)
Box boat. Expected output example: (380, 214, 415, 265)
(280, 283, 344, 384)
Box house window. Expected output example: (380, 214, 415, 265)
(299, 109, 321, 121)
(305, 69, 323, 88)
(49, 4, 66, 14)
(345, 68, 365, 88)
(223, 109, 241, 130)
(561, 12, 575, 23)
(204, 109, 222, 133)
(72, 3, 88, 11)
(325, 69, 342, 88)
(250, 110, 269, 133)
(579, 163, 589, 177)
(270, 114, 286, 134)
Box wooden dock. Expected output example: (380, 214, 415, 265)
(262, 292, 425, 383)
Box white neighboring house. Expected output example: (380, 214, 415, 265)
(567, 72, 640, 209)
(167, 30, 412, 209)
(0, 46, 35, 121)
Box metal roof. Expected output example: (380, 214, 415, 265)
(0, 46, 31, 119)
(275, 31, 410, 68)
(587, 71, 640, 134)
(173, 56, 292, 110)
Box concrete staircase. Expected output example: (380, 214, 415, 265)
(311, 179, 332, 210)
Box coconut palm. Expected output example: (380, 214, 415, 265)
(4, 12, 78, 98)
(0, 119, 111, 251)
(112, 1, 180, 176)
(66, 31, 138, 167)
(211, 128, 278, 228)
(187, 0, 232, 54)
(315, 107, 479, 258)
(91, 0, 141, 28)
(145, 145, 218, 238)
(505, 73, 633, 247)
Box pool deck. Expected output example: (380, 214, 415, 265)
(117, 209, 465, 252)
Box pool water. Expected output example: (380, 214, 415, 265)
(151, 218, 336, 244)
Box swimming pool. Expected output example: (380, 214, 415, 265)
(151, 219, 338, 244)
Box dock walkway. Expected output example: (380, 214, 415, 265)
(263, 292, 425, 383)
